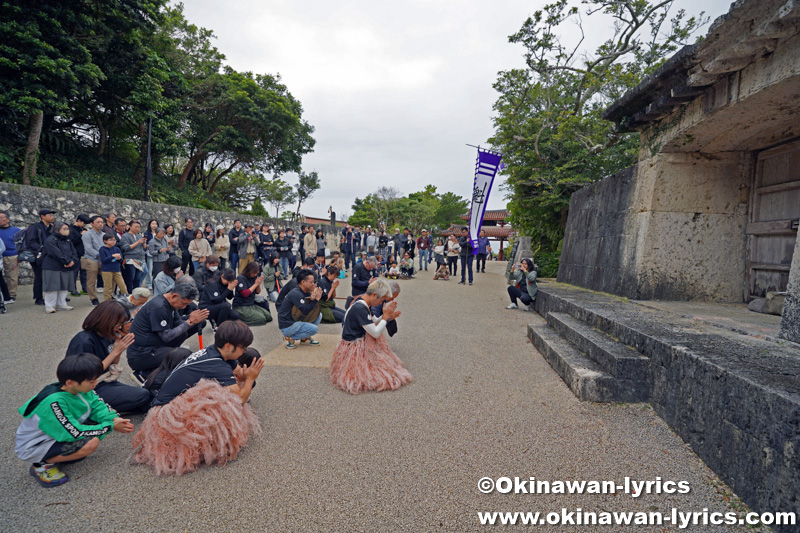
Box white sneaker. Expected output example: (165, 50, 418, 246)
(56, 305, 74, 311)
(522, 305, 531, 311)
(45, 307, 56, 313)
(506, 303, 518, 309)
(97, 287, 104, 292)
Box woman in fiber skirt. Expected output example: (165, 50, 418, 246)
(329, 278, 411, 394)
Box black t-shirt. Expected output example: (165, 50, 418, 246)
(151, 345, 237, 406)
(199, 279, 233, 306)
(277, 287, 315, 329)
(128, 295, 183, 358)
(275, 277, 298, 308)
(232, 275, 257, 307)
(66, 330, 113, 362)
(342, 300, 374, 341)
(318, 275, 335, 303)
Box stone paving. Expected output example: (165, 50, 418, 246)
(0, 262, 757, 531)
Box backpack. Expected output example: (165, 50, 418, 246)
(14, 229, 36, 263)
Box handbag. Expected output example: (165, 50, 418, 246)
(18, 250, 36, 263)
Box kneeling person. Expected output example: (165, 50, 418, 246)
(278, 268, 323, 349)
(319, 265, 344, 323)
(127, 282, 209, 379)
(132, 321, 264, 475)
(15, 353, 134, 487)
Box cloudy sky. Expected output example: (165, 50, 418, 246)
(180, 0, 734, 220)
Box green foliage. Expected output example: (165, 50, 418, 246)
(294, 170, 320, 216)
(0, 0, 315, 208)
(349, 186, 468, 235)
(491, 0, 708, 252)
(250, 199, 268, 217)
(534, 250, 560, 278)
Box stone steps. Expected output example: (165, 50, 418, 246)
(527, 312, 649, 403)
(547, 312, 649, 382)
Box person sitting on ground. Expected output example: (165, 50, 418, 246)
(433, 262, 449, 281)
(506, 258, 538, 311)
(399, 252, 415, 279)
(385, 259, 400, 279)
(65, 301, 151, 413)
(192, 254, 220, 289)
(329, 278, 411, 395)
(277, 268, 323, 349)
(15, 353, 134, 487)
(198, 268, 240, 329)
(351, 255, 378, 297)
(115, 286, 151, 316)
(142, 347, 192, 398)
(232, 261, 271, 326)
(312, 250, 327, 279)
(132, 320, 264, 476)
(153, 255, 183, 298)
(127, 282, 209, 380)
(235, 347, 262, 391)
(261, 253, 283, 303)
(319, 265, 344, 323)
(99, 233, 127, 301)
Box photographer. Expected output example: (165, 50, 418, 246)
(506, 258, 538, 311)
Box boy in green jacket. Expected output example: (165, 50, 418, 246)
(15, 353, 134, 487)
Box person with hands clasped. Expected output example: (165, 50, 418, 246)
(278, 268, 323, 349)
(65, 301, 151, 413)
(199, 268, 240, 328)
(15, 353, 134, 487)
(131, 320, 263, 476)
(232, 261, 271, 326)
(329, 278, 411, 394)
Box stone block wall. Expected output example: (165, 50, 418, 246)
(558, 152, 750, 302)
(557, 165, 640, 297)
(0, 183, 343, 285)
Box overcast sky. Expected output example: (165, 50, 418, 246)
(180, 0, 734, 220)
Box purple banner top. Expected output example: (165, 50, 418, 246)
(468, 148, 502, 254)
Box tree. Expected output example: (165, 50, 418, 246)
(260, 178, 296, 217)
(490, 0, 707, 250)
(294, 170, 320, 218)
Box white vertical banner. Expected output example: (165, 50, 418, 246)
(468, 148, 503, 253)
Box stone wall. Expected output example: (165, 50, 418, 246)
(558, 152, 750, 302)
(0, 183, 343, 284)
(558, 166, 639, 296)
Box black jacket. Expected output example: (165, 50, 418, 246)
(41, 234, 77, 271)
(69, 224, 85, 257)
(178, 228, 195, 252)
(192, 264, 216, 289)
(25, 221, 52, 256)
(458, 235, 474, 257)
(351, 262, 375, 296)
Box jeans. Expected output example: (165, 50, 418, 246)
(124, 264, 145, 293)
(192, 260, 200, 272)
(279, 257, 290, 278)
(418, 249, 429, 270)
(281, 314, 322, 340)
(460, 255, 473, 283)
(508, 286, 533, 306)
(229, 252, 239, 273)
(344, 249, 353, 270)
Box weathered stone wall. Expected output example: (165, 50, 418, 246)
(0, 183, 343, 284)
(558, 152, 749, 302)
(557, 166, 639, 297)
(781, 234, 800, 343)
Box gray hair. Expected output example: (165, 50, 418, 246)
(366, 278, 392, 298)
(388, 280, 401, 295)
(170, 278, 199, 300)
(131, 287, 151, 300)
(155, 226, 165, 234)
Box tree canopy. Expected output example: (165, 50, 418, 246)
(490, 0, 707, 251)
(0, 1, 315, 212)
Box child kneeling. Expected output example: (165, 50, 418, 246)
(15, 353, 134, 487)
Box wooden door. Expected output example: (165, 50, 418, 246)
(746, 140, 800, 299)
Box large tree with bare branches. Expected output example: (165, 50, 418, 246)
(490, 0, 708, 250)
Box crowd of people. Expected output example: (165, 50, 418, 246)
(7, 206, 532, 487)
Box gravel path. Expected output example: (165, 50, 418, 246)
(0, 262, 755, 532)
